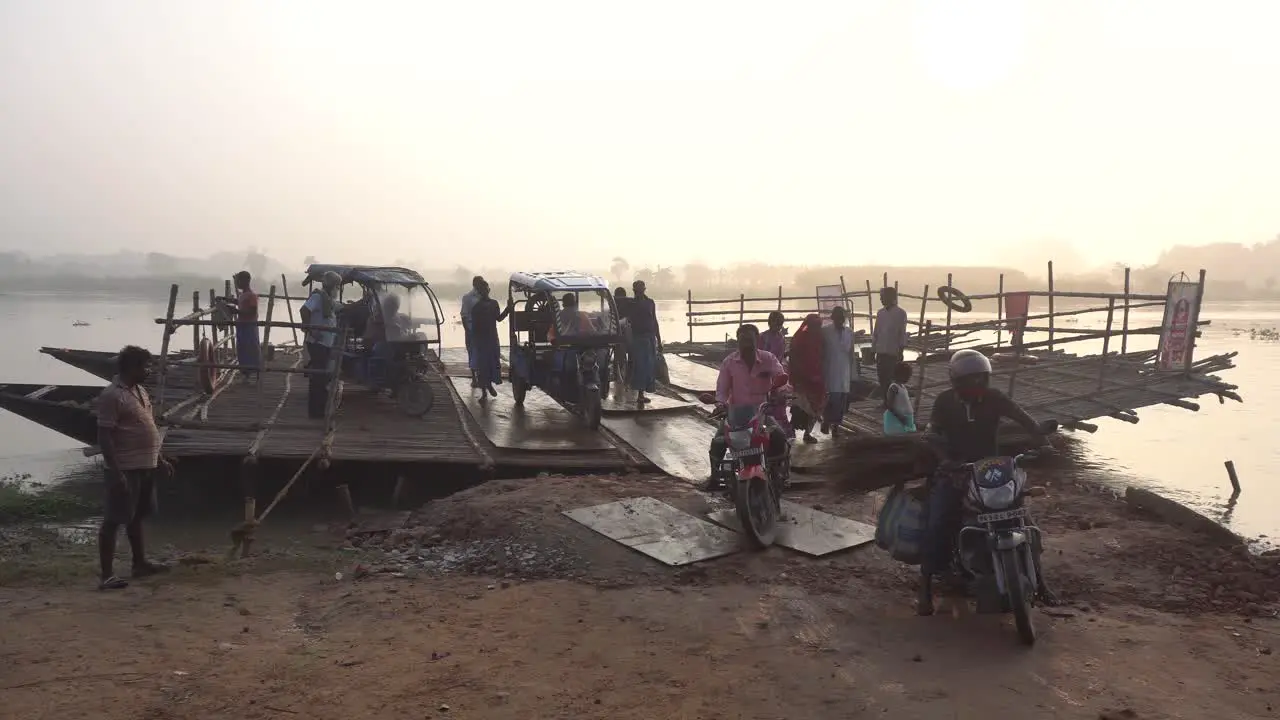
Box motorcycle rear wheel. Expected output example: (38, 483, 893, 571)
(735, 475, 778, 549)
(1002, 549, 1037, 646)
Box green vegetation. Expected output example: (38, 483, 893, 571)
(0, 473, 94, 524)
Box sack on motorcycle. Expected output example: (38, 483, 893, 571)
(876, 485, 927, 566)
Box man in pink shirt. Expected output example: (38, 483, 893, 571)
(706, 324, 789, 490)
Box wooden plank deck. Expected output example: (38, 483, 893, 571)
(157, 347, 636, 470)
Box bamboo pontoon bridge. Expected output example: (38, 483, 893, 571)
(667, 262, 1242, 470)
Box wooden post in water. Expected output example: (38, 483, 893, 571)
(738, 293, 745, 328)
(257, 285, 277, 418)
(1047, 260, 1056, 352)
(281, 273, 300, 346)
(1121, 267, 1131, 355)
(944, 273, 954, 350)
(1224, 460, 1241, 496)
(687, 290, 693, 343)
(1098, 298, 1116, 390)
(208, 289, 217, 351)
(996, 273, 1004, 348)
(155, 284, 180, 413)
(882, 271, 888, 288)
(776, 285, 783, 311)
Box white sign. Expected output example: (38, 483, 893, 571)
(816, 285, 843, 326)
(1157, 280, 1200, 371)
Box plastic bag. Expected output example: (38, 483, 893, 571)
(876, 484, 926, 566)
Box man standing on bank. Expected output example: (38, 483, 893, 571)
(628, 279, 661, 406)
(873, 286, 910, 404)
(96, 346, 171, 590)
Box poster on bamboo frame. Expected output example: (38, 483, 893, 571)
(816, 285, 843, 327)
(1157, 280, 1200, 371)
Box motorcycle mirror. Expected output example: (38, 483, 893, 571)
(696, 392, 716, 405)
(771, 372, 790, 389)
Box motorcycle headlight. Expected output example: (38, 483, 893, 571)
(727, 430, 751, 448)
(977, 482, 1017, 510)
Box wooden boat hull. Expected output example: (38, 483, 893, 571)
(40, 347, 196, 382)
(0, 383, 102, 446)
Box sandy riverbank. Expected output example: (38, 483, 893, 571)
(1, 465, 1278, 719)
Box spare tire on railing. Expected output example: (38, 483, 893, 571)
(936, 285, 973, 314)
(197, 337, 217, 394)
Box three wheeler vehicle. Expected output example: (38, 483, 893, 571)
(506, 271, 621, 430)
(302, 264, 444, 417)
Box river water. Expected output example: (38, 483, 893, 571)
(1, 291, 1275, 541)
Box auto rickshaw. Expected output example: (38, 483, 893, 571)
(506, 271, 621, 430)
(302, 264, 444, 416)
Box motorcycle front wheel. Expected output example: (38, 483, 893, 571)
(1001, 548, 1036, 646)
(735, 474, 779, 549)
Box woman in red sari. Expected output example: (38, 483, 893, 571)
(788, 313, 827, 443)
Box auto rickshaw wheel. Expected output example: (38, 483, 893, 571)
(584, 386, 602, 431)
(396, 378, 435, 416)
(511, 374, 528, 406)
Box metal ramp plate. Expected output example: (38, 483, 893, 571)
(707, 501, 876, 557)
(448, 376, 613, 451)
(601, 387, 692, 414)
(601, 410, 715, 484)
(662, 354, 722, 393)
(563, 496, 740, 566)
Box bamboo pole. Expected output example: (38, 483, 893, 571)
(1121, 267, 1131, 354)
(257, 285, 277, 418)
(1098, 299, 1116, 390)
(687, 289, 693, 343)
(208, 289, 217, 354)
(865, 279, 875, 335)
(280, 273, 300, 346)
(155, 285, 180, 413)
(996, 273, 1004, 349)
(839, 275, 850, 334)
(225, 279, 236, 361)
(776, 285, 783, 311)
(191, 291, 200, 353)
(882, 271, 888, 288)
(944, 272, 954, 350)
(913, 320, 930, 417)
(738, 294, 745, 328)
(1185, 269, 1208, 372)
(1047, 260, 1055, 352)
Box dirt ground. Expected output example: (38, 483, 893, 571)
(2, 460, 1279, 720)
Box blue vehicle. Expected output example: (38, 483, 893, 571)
(506, 271, 621, 430)
(303, 264, 444, 417)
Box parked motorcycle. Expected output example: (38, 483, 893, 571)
(942, 436, 1055, 645)
(700, 374, 793, 548)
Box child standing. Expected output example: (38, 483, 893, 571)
(883, 361, 917, 435)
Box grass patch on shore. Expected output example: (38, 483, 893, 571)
(0, 473, 95, 524)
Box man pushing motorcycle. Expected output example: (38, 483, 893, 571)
(918, 349, 1060, 616)
(705, 324, 790, 492)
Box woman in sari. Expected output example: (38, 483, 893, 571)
(788, 313, 826, 443)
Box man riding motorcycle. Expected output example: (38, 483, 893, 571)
(918, 349, 1059, 616)
(705, 324, 789, 492)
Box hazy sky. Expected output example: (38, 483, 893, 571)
(2, 1, 1278, 272)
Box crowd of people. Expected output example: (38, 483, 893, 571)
(709, 286, 915, 446)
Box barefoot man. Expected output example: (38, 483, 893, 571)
(96, 345, 172, 590)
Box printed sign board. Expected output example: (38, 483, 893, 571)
(816, 285, 843, 327)
(1157, 280, 1200, 371)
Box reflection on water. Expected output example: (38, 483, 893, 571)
(1, 292, 1277, 542)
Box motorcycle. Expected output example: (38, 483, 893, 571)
(700, 374, 794, 548)
(941, 432, 1056, 646)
